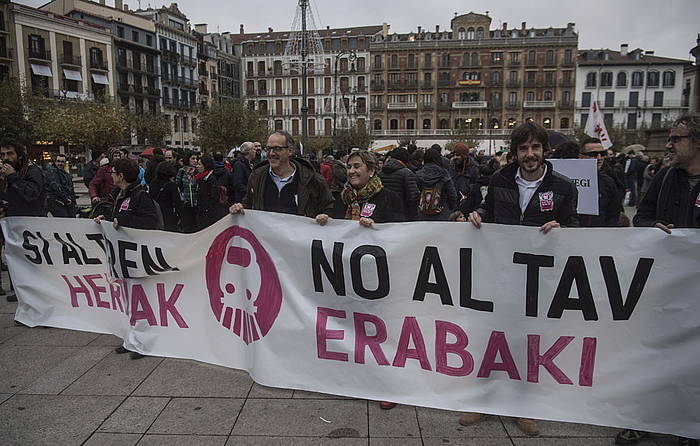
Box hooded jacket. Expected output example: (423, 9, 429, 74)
(415, 163, 459, 220)
(378, 159, 420, 220)
(477, 160, 579, 227)
(243, 158, 334, 218)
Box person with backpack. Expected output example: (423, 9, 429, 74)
(415, 147, 458, 221)
(196, 153, 231, 230)
(149, 161, 183, 232)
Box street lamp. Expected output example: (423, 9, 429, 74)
(332, 49, 357, 149)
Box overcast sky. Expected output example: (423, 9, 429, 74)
(20, 0, 700, 60)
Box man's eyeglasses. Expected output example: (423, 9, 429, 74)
(667, 135, 690, 144)
(265, 146, 289, 153)
(581, 150, 607, 158)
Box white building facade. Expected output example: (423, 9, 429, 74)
(575, 45, 691, 130)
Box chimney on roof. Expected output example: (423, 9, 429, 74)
(326, 25, 330, 30)
(268, 27, 273, 33)
(502, 22, 507, 32)
(435, 25, 440, 34)
(195, 23, 207, 34)
(239, 24, 244, 35)
(417, 26, 421, 34)
(567, 22, 575, 29)
(521, 22, 526, 30)
(115, 0, 123, 10)
(382, 22, 389, 37)
(620, 43, 629, 56)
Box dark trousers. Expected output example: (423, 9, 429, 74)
(47, 198, 74, 217)
(180, 206, 198, 233)
(625, 177, 638, 206)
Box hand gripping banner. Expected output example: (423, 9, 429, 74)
(2, 212, 699, 437)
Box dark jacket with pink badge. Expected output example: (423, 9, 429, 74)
(330, 187, 405, 223)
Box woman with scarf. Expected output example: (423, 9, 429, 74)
(316, 151, 404, 227)
(175, 150, 199, 233)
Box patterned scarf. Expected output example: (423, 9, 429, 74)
(341, 175, 383, 220)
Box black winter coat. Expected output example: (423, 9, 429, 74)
(331, 187, 405, 223)
(110, 183, 160, 230)
(478, 161, 579, 227)
(231, 156, 253, 203)
(149, 178, 183, 232)
(415, 163, 459, 221)
(633, 166, 700, 228)
(378, 159, 420, 221)
(1, 163, 46, 217)
(458, 175, 490, 216)
(579, 172, 621, 227)
(196, 167, 231, 230)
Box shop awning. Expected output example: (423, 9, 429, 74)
(30, 64, 52, 77)
(91, 73, 109, 85)
(63, 68, 83, 82)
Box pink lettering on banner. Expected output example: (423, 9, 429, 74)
(62, 275, 94, 308)
(527, 335, 574, 385)
(107, 278, 125, 314)
(353, 312, 389, 365)
(83, 274, 110, 309)
(156, 283, 188, 328)
(579, 337, 598, 387)
(316, 307, 348, 362)
(392, 316, 431, 371)
(435, 320, 474, 377)
(130, 284, 158, 326)
(477, 331, 521, 380)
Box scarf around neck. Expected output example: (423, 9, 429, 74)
(341, 175, 383, 220)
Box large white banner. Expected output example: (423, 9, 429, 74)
(2, 213, 699, 438)
(549, 158, 599, 215)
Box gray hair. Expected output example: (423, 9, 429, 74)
(673, 114, 700, 144)
(270, 130, 296, 150)
(240, 141, 255, 155)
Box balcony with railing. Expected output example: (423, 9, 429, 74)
(559, 79, 575, 88)
(28, 48, 51, 61)
(387, 102, 417, 110)
(505, 101, 520, 109)
(523, 100, 556, 108)
(438, 102, 452, 111)
(524, 79, 538, 88)
(506, 80, 521, 88)
(559, 100, 574, 109)
(421, 80, 433, 89)
(370, 103, 385, 111)
(60, 54, 81, 66)
(453, 101, 487, 109)
(405, 80, 418, 90)
(420, 103, 434, 111)
(387, 81, 402, 90)
(371, 63, 383, 71)
(437, 79, 451, 88)
(370, 80, 385, 90)
(89, 59, 108, 71)
(0, 48, 14, 60)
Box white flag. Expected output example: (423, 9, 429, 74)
(584, 100, 613, 149)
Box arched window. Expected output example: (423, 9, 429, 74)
(458, 28, 466, 40)
(543, 117, 552, 129)
(390, 119, 398, 130)
(423, 119, 431, 129)
(631, 71, 644, 87)
(586, 72, 597, 87)
(374, 119, 382, 130)
(439, 119, 448, 129)
(407, 119, 415, 130)
(471, 52, 480, 66)
(647, 71, 659, 87)
(600, 72, 613, 87)
(560, 117, 570, 129)
(617, 72, 627, 87)
(476, 27, 484, 39)
(467, 27, 475, 40)
(662, 70, 675, 87)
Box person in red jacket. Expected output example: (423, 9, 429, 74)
(88, 148, 123, 215)
(319, 155, 334, 186)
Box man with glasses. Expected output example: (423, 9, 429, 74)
(577, 137, 621, 227)
(45, 154, 76, 217)
(229, 131, 333, 218)
(616, 114, 700, 446)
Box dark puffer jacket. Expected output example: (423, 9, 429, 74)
(196, 167, 232, 230)
(243, 158, 334, 218)
(633, 166, 700, 228)
(378, 159, 420, 221)
(415, 163, 459, 221)
(477, 161, 579, 227)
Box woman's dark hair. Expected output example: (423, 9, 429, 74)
(111, 158, 140, 183)
(424, 147, 443, 165)
(200, 154, 215, 171)
(156, 161, 178, 179)
(181, 150, 196, 164)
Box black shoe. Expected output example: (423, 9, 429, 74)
(6, 294, 17, 302)
(129, 352, 146, 360)
(615, 430, 649, 445)
(114, 346, 130, 354)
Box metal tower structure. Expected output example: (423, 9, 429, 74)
(283, 0, 325, 153)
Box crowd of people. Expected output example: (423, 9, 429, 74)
(0, 112, 698, 445)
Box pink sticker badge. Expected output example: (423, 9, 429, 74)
(695, 192, 700, 207)
(539, 191, 554, 212)
(119, 198, 131, 212)
(361, 203, 376, 217)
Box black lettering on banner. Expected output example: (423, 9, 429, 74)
(87, 233, 118, 277)
(412, 246, 453, 306)
(35, 232, 53, 265)
(459, 248, 494, 312)
(66, 233, 101, 265)
(22, 231, 41, 264)
(513, 252, 554, 317)
(548, 256, 599, 320)
(350, 245, 389, 300)
(105, 238, 119, 278)
(141, 246, 178, 276)
(154, 247, 178, 272)
(118, 240, 139, 279)
(311, 240, 346, 295)
(55, 233, 83, 265)
(599, 256, 654, 320)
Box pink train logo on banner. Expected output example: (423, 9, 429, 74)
(205, 226, 283, 344)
